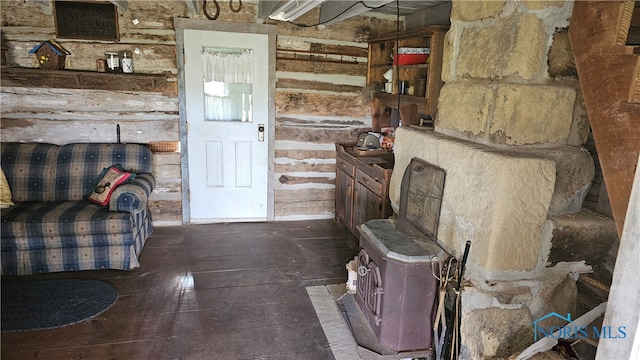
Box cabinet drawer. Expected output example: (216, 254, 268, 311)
(357, 170, 383, 195)
(336, 157, 355, 177)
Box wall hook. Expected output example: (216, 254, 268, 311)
(229, 0, 242, 13)
(203, 0, 220, 20)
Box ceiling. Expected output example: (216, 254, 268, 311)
(360, 0, 449, 16)
(260, 0, 451, 26)
(323, 0, 451, 27)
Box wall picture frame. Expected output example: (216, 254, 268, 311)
(54, 1, 119, 41)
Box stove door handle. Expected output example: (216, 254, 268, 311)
(358, 265, 370, 276)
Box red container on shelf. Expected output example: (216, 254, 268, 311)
(394, 54, 428, 65)
(393, 47, 430, 65)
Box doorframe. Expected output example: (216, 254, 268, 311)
(174, 18, 277, 224)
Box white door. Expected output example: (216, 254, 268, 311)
(182, 27, 273, 223)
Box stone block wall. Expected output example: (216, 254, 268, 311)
(390, 127, 594, 276)
(437, 0, 589, 147)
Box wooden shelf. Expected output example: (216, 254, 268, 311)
(370, 63, 430, 69)
(399, 63, 430, 69)
(373, 92, 429, 114)
(370, 64, 393, 68)
(0, 66, 177, 97)
(367, 25, 450, 43)
(366, 25, 448, 130)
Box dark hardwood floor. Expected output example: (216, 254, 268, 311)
(1, 219, 359, 360)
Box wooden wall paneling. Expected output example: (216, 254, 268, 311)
(275, 121, 369, 143)
(275, 92, 367, 117)
(276, 58, 366, 76)
(1, 68, 178, 96)
(275, 149, 336, 160)
(152, 152, 181, 179)
(152, 182, 182, 195)
(0, 1, 55, 27)
(308, 43, 368, 57)
(274, 199, 335, 218)
(275, 188, 336, 218)
(119, 1, 189, 29)
(0, 118, 179, 144)
(276, 42, 367, 59)
(275, 162, 336, 173)
(148, 199, 182, 224)
(1, 87, 178, 112)
(276, 78, 363, 93)
(0, 111, 179, 122)
(150, 152, 182, 224)
(277, 175, 335, 186)
(275, 188, 336, 203)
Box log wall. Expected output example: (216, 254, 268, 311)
(0, 0, 399, 224)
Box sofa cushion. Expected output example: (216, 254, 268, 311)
(0, 143, 58, 202)
(0, 168, 15, 208)
(1, 201, 135, 245)
(55, 143, 153, 201)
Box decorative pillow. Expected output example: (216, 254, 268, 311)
(87, 165, 136, 206)
(0, 167, 15, 209)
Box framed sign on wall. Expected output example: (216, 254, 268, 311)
(54, 1, 119, 41)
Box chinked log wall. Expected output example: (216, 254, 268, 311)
(0, 0, 398, 223)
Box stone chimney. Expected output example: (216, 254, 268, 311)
(388, 1, 612, 357)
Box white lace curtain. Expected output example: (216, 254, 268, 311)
(202, 48, 254, 122)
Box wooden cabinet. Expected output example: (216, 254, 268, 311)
(335, 143, 394, 237)
(367, 25, 448, 129)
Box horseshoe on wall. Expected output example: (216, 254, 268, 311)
(229, 0, 242, 13)
(203, 0, 220, 20)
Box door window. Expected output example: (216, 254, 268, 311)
(202, 47, 254, 122)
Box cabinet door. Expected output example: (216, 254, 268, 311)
(353, 180, 383, 228)
(335, 168, 354, 228)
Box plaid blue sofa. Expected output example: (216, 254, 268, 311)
(1, 142, 154, 275)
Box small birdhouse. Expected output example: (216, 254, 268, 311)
(29, 39, 70, 70)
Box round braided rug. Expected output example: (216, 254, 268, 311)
(1, 279, 118, 332)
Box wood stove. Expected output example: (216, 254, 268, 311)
(355, 157, 449, 353)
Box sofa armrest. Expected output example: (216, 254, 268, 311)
(108, 173, 155, 213)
